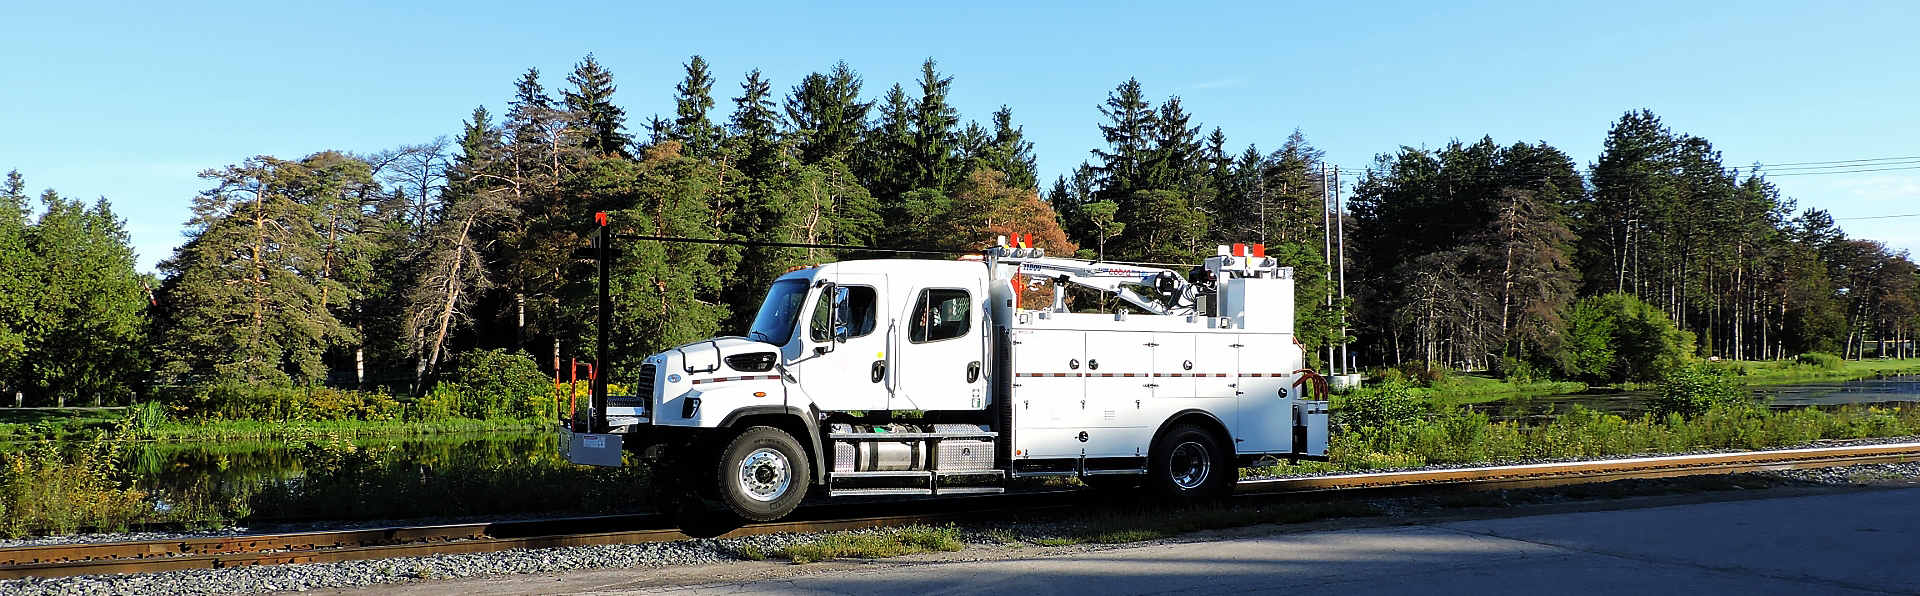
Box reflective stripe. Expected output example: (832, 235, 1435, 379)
(690, 374, 782, 385)
(1013, 372, 1284, 378)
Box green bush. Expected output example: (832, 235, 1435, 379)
(1496, 357, 1539, 384)
(1393, 361, 1448, 387)
(1649, 364, 1746, 419)
(1566, 293, 1696, 383)
(1795, 352, 1845, 371)
(444, 349, 553, 420)
(155, 382, 405, 422)
(1331, 402, 1920, 470)
(1337, 382, 1426, 431)
(0, 436, 152, 536)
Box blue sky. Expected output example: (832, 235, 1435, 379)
(4, 1, 1916, 272)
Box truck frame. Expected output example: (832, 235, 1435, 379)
(565, 227, 1329, 521)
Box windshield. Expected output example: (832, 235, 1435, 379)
(747, 279, 811, 347)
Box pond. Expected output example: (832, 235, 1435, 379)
(113, 431, 650, 524)
(1475, 374, 1920, 420)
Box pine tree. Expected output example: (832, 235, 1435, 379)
(564, 54, 632, 158)
(1143, 97, 1202, 190)
(0, 171, 35, 397)
(908, 59, 960, 192)
(155, 154, 368, 384)
(970, 106, 1038, 191)
(857, 84, 917, 206)
(1091, 79, 1157, 196)
(784, 61, 869, 165)
(666, 56, 724, 156)
(19, 193, 149, 404)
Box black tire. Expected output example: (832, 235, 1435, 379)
(716, 426, 811, 521)
(1148, 423, 1233, 505)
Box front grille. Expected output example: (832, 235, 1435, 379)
(638, 363, 657, 400)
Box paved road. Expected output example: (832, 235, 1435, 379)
(337, 487, 1920, 595)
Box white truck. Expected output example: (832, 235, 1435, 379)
(565, 234, 1329, 521)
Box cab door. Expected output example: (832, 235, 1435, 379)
(891, 284, 985, 411)
(796, 273, 891, 412)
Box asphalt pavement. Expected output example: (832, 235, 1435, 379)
(323, 485, 1920, 596)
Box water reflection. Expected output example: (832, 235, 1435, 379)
(118, 432, 649, 523)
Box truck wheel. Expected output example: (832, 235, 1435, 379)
(1148, 424, 1232, 505)
(716, 426, 810, 521)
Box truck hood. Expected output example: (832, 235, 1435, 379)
(667, 336, 780, 374)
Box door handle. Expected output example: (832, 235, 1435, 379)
(967, 361, 982, 383)
(871, 360, 886, 383)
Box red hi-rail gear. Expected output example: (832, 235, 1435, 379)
(1291, 368, 1330, 401)
(566, 358, 596, 431)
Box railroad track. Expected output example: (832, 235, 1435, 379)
(5, 442, 1916, 580)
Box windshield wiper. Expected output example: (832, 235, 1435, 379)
(748, 330, 769, 343)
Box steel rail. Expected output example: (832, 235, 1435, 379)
(4, 442, 1917, 580)
(1236, 442, 1920, 494)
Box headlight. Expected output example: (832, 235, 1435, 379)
(725, 352, 777, 372)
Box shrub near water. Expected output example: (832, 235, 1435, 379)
(441, 349, 554, 420)
(1334, 403, 1920, 469)
(1335, 383, 1426, 431)
(1649, 364, 1745, 419)
(1795, 352, 1845, 371)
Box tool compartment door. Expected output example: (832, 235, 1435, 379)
(1234, 332, 1297, 454)
(1150, 332, 1196, 400)
(1009, 328, 1085, 458)
(1081, 330, 1154, 457)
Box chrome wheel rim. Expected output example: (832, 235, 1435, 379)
(737, 447, 792, 502)
(1168, 441, 1211, 489)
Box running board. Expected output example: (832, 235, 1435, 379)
(827, 469, 1006, 497)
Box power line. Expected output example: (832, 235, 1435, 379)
(1752, 155, 1920, 167)
(1762, 165, 1920, 176)
(1835, 213, 1920, 220)
(1755, 158, 1920, 171)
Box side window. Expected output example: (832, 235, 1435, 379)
(809, 285, 878, 342)
(909, 288, 972, 343)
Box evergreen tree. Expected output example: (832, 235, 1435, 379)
(564, 54, 632, 158)
(666, 56, 724, 156)
(20, 193, 149, 404)
(1090, 79, 1157, 196)
(0, 172, 35, 398)
(859, 84, 920, 239)
(970, 106, 1038, 191)
(154, 153, 370, 384)
(785, 61, 869, 165)
(907, 59, 960, 192)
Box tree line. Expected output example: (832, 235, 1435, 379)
(1349, 110, 1918, 381)
(1, 56, 1914, 406)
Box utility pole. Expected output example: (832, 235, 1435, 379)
(1321, 163, 1334, 373)
(1335, 166, 1349, 377)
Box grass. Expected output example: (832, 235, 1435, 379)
(0, 429, 653, 536)
(1324, 402, 1920, 472)
(776, 525, 965, 563)
(1718, 357, 1920, 386)
(1379, 374, 1591, 407)
(0, 406, 549, 443)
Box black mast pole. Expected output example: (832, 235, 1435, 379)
(595, 212, 611, 432)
